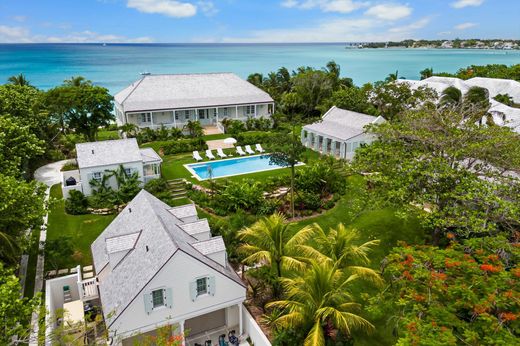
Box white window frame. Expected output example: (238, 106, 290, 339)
(151, 288, 165, 309)
(196, 277, 208, 297)
(198, 109, 205, 120)
(141, 113, 151, 123)
(223, 108, 228, 117)
(124, 168, 133, 176)
(184, 110, 190, 120)
(92, 172, 102, 181)
(245, 105, 255, 115)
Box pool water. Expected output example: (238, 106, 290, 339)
(185, 154, 297, 180)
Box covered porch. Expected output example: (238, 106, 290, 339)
(301, 128, 346, 159)
(125, 103, 274, 130)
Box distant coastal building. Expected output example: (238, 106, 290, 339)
(114, 73, 275, 132)
(61, 139, 162, 198)
(301, 106, 385, 160)
(396, 77, 520, 133)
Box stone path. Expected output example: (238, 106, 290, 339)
(206, 139, 235, 150)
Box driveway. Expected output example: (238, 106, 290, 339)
(33, 159, 74, 186)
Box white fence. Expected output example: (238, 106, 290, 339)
(242, 306, 271, 346)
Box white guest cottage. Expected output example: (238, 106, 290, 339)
(89, 191, 262, 345)
(301, 106, 385, 160)
(114, 73, 275, 132)
(61, 138, 162, 198)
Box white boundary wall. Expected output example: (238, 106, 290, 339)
(242, 305, 271, 346)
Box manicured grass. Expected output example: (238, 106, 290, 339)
(97, 130, 120, 141)
(46, 184, 116, 269)
(23, 228, 40, 298)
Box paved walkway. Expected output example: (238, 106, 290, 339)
(28, 159, 72, 345)
(206, 139, 235, 150)
(203, 125, 223, 135)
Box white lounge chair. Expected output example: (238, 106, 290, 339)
(216, 148, 227, 158)
(205, 149, 216, 160)
(193, 151, 203, 162)
(255, 144, 265, 153)
(236, 146, 246, 156)
(245, 145, 255, 155)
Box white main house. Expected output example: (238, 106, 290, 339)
(90, 191, 249, 345)
(61, 138, 162, 198)
(301, 106, 385, 160)
(114, 73, 275, 131)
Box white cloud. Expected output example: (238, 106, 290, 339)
(281, 0, 369, 14)
(222, 16, 426, 43)
(12, 16, 27, 22)
(0, 25, 153, 43)
(451, 0, 484, 9)
(127, 0, 197, 18)
(389, 17, 430, 33)
(198, 1, 218, 16)
(454, 22, 477, 30)
(437, 31, 452, 36)
(365, 3, 412, 21)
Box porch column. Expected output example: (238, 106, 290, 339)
(235, 105, 239, 119)
(238, 303, 243, 336)
(216, 108, 219, 125)
(150, 112, 154, 129)
(340, 142, 346, 159)
(173, 111, 177, 128)
(314, 134, 320, 151)
(195, 109, 199, 121)
(300, 128, 306, 145)
(322, 137, 328, 154)
(179, 320, 185, 346)
(330, 140, 337, 156)
(254, 104, 257, 118)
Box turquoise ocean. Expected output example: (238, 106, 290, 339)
(1, 43, 519, 94)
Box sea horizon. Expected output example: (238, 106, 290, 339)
(1, 43, 519, 94)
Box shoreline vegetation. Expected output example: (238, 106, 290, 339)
(347, 39, 520, 50)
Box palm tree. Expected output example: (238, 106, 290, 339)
(267, 260, 375, 345)
(7, 73, 31, 87)
(118, 123, 138, 137)
(238, 213, 313, 279)
(308, 223, 382, 284)
(463, 86, 491, 122)
(420, 67, 433, 80)
(183, 120, 203, 138)
(63, 76, 91, 87)
(385, 70, 399, 82)
(0, 230, 20, 263)
(440, 86, 463, 107)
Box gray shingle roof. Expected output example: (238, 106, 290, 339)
(76, 139, 142, 169)
(91, 190, 244, 327)
(180, 219, 211, 236)
(303, 106, 383, 141)
(192, 236, 226, 255)
(140, 148, 162, 163)
(169, 204, 197, 220)
(114, 73, 274, 113)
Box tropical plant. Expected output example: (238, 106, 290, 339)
(494, 93, 514, 106)
(269, 129, 306, 218)
(216, 180, 264, 213)
(45, 236, 74, 271)
(65, 190, 89, 215)
(440, 86, 463, 107)
(118, 123, 139, 137)
(385, 70, 399, 82)
(309, 223, 382, 284)
(267, 260, 375, 346)
(108, 165, 142, 203)
(7, 73, 31, 87)
(63, 75, 92, 87)
(238, 213, 314, 285)
(183, 120, 204, 138)
(419, 67, 433, 80)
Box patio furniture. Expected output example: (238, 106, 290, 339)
(255, 143, 265, 153)
(228, 330, 239, 346)
(206, 150, 216, 160)
(244, 145, 255, 155)
(193, 151, 203, 162)
(217, 148, 227, 158)
(205, 340, 212, 346)
(219, 334, 228, 346)
(236, 146, 246, 156)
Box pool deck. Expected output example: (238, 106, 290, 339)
(183, 154, 304, 181)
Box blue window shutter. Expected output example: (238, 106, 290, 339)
(144, 292, 152, 314)
(189, 281, 197, 301)
(208, 276, 216, 296)
(165, 288, 173, 308)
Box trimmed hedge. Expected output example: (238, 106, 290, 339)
(235, 132, 277, 146)
(162, 138, 208, 155)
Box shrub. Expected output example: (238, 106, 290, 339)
(226, 120, 246, 135)
(65, 190, 88, 215)
(162, 138, 208, 155)
(295, 161, 346, 195)
(61, 162, 78, 172)
(144, 178, 169, 195)
(295, 191, 322, 211)
(214, 180, 264, 213)
(235, 132, 277, 146)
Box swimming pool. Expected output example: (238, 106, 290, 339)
(184, 154, 303, 180)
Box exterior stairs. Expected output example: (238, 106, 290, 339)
(167, 179, 188, 200)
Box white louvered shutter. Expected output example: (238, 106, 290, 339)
(165, 288, 173, 308)
(189, 281, 197, 301)
(144, 292, 153, 314)
(207, 276, 216, 296)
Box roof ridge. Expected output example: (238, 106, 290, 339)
(120, 77, 145, 105)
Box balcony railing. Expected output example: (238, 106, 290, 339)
(78, 277, 98, 301)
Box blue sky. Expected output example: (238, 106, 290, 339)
(0, 0, 518, 43)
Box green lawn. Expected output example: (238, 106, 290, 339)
(96, 130, 120, 141)
(46, 185, 116, 269)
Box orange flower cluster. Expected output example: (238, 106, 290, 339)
(511, 268, 520, 278)
(403, 270, 414, 281)
(403, 254, 414, 266)
(500, 312, 517, 322)
(445, 259, 461, 268)
(479, 264, 501, 273)
(431, 272, 448, 281)
(413, 294, 426, 302)
(406, 321, 417, 332)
